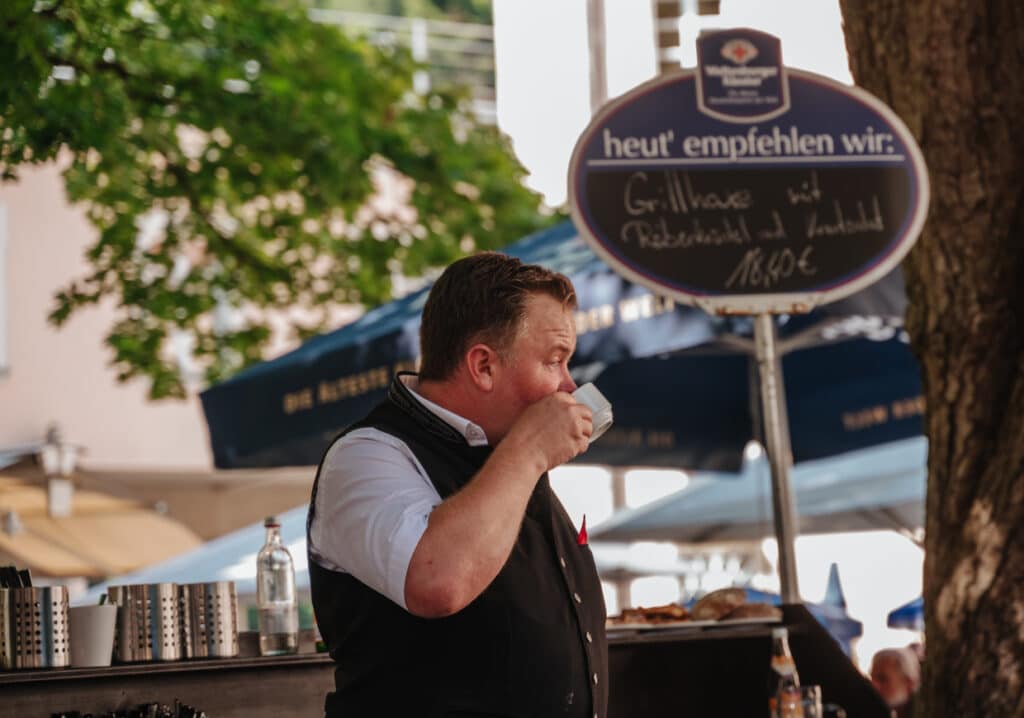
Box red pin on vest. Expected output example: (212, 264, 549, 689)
(577, 515, 588, 546)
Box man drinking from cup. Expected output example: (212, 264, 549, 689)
(307, 252, 609, 718)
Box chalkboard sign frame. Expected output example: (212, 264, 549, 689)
(567, 64, 930, 316)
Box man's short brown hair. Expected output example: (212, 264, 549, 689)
(418, 252, 577, 382)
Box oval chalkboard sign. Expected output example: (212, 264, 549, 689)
(568, 29, 929, 315)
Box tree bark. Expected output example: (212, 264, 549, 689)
(839, 1, 1024, 715)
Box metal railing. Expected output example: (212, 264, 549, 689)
(309, 9, 497, 123)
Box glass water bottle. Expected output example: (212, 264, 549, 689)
(256, 516, 299, 656)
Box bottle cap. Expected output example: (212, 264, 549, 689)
(264, 516, 280, 528)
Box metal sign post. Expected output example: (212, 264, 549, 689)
(585, 0, 608, 114)
(753, 314, 800, 602)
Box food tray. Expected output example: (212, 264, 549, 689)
(606, 615, 781, 632)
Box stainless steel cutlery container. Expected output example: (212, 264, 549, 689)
(0, 585, 70, 669)
(108, 583, 182, 662)
(180, 581, 238, 659)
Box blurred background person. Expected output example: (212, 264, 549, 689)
(870, 647, 920, 718)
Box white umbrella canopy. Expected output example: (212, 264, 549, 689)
(0, 476, 202, 579)
(79, 503, 310, 605)
(81, 438, 925, 604)
(589, 438, 926, 544)
(80, 502, 704, 605)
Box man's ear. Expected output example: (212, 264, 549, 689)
(465, 343, 498, 391)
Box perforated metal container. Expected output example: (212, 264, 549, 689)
(0, 588, 11, 669)
(1, 586, 70, 669)
(180, 581, 238, 659)
(107, 583, 182, 662)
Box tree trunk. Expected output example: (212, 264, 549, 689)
(839, 1, 1024, 715)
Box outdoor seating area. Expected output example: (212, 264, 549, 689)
(0, 217, 928, 717)
(0, 209, 930, 716)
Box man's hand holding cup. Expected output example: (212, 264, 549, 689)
(572, 383, 613, 444)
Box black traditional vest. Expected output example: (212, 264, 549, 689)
(307, 375, 609, 718)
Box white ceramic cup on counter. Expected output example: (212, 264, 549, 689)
(68, 603, 118, 667)
(572, 382, 613, 443)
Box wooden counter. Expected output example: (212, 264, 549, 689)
(1, 606, 887, 717)
(0, 652, 334, 717)
(608, 604, 890, 718)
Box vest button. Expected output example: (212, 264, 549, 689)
(586, 631, 592, 643)
(593, 672, 599, 685)
(560, 556, 567, 568)
(573, 592, 582, 604)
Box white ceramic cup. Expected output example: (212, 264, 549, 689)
(572, 382, 614, 443)
(68, 604, 118, 667)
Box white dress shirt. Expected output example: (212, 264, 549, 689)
(308, 376, 489, 610)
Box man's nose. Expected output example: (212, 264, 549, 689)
(560, 366, 577, 394)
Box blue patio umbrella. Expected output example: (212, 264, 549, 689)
(667, 566, 860, 655)
(200, 220, 912, 470)
(688, 564, 862, 656)
(580, 332, 923, 470)
(887, 596, 924, 631)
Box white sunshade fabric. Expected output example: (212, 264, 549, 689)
(82, 438, 926, 604)
(589, 437, 927, 544)
(79, 503, 310, 604)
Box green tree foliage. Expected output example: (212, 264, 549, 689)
(0, 0, 549, 398)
